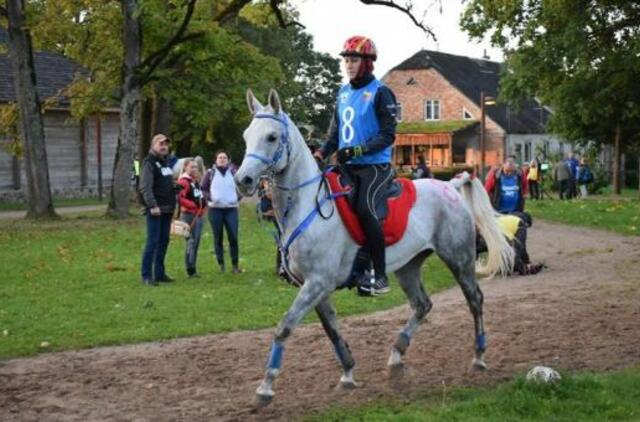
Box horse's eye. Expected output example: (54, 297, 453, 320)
(267, 134, 278, 143)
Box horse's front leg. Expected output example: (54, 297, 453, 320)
(315, 297, 358, 389)
(255, 280, 329, 406)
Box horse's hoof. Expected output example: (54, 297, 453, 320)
(336, 379, 360, 390)
(471, 358, 487, 371)
(253, 392, 274, 408)
(388, 362, 406, 379)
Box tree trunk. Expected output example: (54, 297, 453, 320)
(6, 0, 57, 219)
(107, 0, 142, 218)
(152, 95, 172, 135)
(139, 97, 153, 160)
(613, 123, 621, 195)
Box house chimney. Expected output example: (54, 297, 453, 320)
(482, 49, 490, 60)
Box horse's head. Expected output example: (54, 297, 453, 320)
(235, 88, 290, 196)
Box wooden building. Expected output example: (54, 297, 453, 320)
(0, 28, 119, 201)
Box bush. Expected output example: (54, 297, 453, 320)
(432, 165, 474, 181)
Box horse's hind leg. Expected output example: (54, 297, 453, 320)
(315, 297, 358, 389)
(438, 246, 487, 371)
(388, 250, 433, 376)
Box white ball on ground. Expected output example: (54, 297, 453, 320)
(526, 366, 561, 383)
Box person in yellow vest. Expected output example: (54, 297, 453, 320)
(477, 212, 543, 276)
(527, 159, 540, 200)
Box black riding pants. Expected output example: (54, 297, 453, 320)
(344, 164, 393, 276)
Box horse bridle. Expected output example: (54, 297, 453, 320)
(244, 111, 344, 286)
(245, 112, 291, 173)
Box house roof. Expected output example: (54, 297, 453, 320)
(0, 27, 87, 106)
(388, 49, 550, 134)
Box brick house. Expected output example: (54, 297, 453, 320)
(383, 50, 564, 171)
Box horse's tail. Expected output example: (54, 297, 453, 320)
(450, 172, 514, 278)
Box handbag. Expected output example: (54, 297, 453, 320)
(170, 219, 191, 238)
(170, 193, 204, 239)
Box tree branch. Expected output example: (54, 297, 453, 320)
(213, 0, 253, 25)
(359, 0, 436, 39)
(269, 0, 305, 28)
(139, 0, 201, 85)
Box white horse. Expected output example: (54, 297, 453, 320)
(235, 89, 514, 406)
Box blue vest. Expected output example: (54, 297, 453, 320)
(498, 173, 520, 213)
(337, 78, 391, 165)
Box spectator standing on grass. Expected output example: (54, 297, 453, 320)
(484, 157, 525, 214)
(139, 134, 177, 286)
(177, 158, 206, 278)
(565, 153, 580, 199)
(577, 158, 594, 198)
(527, 159, 541, 200)
(553, 159, 571, 200)
(201, 151, 243, 274)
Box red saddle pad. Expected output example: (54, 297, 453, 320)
(325, 171, 417, 247)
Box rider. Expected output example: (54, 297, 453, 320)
(313, 36, 398, 296)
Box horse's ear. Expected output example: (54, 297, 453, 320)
(246, 88, 262, 115)
(268, 89, 282, 114)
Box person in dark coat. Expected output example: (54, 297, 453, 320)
(413, 155, 433, 179)
(139, 134, 177, 286)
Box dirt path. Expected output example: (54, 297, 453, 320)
(1, 221, 639, 421)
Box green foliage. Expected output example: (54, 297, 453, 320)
(0, 205, 455, 359)
(460, 1, 640, 149)
(432, 165, 475, 181)
(0, 104, 21, 156)
(397, 120, 478, 134)
(22, 0, 340, 163)
(307, 367, 640, 421)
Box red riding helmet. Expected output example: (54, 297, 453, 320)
(340, 36, 378, 61)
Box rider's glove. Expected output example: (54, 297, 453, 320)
(337, 146, 366, 164)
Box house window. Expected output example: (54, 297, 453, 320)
(462, 108, 473, 120)
(514, 144, 523, 164)
(524, 142, 532, 162)
(396, 102, 403, 122)
(424, 100, 440, 121)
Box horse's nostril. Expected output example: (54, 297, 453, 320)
(242, 176, 254, 186)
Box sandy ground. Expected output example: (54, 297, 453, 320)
(1, 221, 639, 421)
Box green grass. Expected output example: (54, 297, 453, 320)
(527, 197, 640, 236)
(0, 205, 454, 359)
(307, 366, 640, 421)
(0, 197, 105, 212)
(597, 186, 639, 198)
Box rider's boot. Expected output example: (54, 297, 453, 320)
(357, 270, 390, 296)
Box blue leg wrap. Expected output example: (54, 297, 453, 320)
(333, 342, 346, 364)
(266, 342, 284, 370)
(476, 333, 486, 352)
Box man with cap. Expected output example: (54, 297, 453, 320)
(139, 133, 177, 286)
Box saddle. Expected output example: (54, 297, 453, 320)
(325, 168, 417, 247)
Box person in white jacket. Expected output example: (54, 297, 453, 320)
(201, 151, 242, 273)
